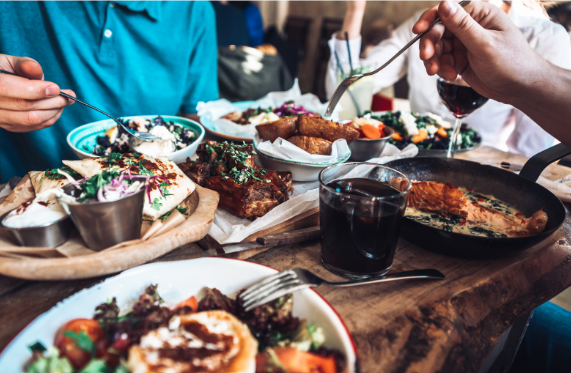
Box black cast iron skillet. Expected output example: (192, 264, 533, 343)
(385, 143, 571, 259)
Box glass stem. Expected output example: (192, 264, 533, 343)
(447, 117, 462, 158)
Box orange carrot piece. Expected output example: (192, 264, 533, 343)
(436, 127, 449, 138)
(173, 295, 198, 312)
(362, 124, 381, 139)
(412, 128, 428, 143)
(391, 132, 403, 141)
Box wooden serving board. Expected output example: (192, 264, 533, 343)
(198, 206, 320, 251)
(0, 178, 219, 280)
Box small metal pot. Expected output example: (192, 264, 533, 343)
(0, 210, 72, 248)
(59, 185, 145, 252)
(348, 126, 394, 162)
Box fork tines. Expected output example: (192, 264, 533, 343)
(239, 270, 307, 311)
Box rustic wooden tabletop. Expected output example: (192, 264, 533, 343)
(1, 145, 570, 373)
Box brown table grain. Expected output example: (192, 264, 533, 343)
(1, 146, 570, 373)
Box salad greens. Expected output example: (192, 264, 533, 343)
(364, 110, 482, 151)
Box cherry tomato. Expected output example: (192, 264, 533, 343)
(54, 318, 104, 370)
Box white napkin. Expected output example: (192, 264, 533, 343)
(537, 174, 571, 203)
(208, 144, 418, 248)
(196, 79, 342, 139)
(256, 137, 351, 163)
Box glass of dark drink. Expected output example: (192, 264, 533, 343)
(436, 77, 489, 158)
(319, 163, 411, 279)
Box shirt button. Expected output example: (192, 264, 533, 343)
(104, 29, 113, 38)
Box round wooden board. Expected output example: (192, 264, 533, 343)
(0, 185, 219, 280)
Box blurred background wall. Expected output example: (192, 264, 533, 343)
(219, 1, 571, 102)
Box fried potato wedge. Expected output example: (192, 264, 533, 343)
(255, 117, 297, 142)
(288, 136, 333, 155)
(298, 116, 359, 144)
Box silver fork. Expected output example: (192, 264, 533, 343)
(239, 268, 445, 311)
(323, 0, 471, 118)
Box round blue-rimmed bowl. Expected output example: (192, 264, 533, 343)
(253, 134, 351, 181)
(66, 115, 205, 164)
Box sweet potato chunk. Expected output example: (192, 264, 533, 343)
(298, 116, 359, 144)
(255, 117, 297, 142)
(288, 136, 332, 155)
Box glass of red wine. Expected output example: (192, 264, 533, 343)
(319, 163, 411, 279)
(436, 77, 489, 157)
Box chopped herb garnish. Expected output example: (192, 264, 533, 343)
(125, 158, 136, 166)
(107, 152, 123, 164)
(44, 166, 80, 180)
(151, 198, 162, 211)
(28, 341, 47, 353)
(159, 181, 173, 197)
(63, 330, 96, 356)
(137, 161, 153, 176)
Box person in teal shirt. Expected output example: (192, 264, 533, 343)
(0, 1, 219, 182)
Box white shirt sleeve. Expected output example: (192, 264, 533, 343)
(325, 15, 418, 100)
(510, 23, 569, 155)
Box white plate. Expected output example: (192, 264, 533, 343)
(0, 258, 357, 372)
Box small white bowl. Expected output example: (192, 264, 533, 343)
(253, 137, 351, 182)
(67, 115, 205, 164)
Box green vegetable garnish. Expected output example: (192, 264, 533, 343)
(151, 198, 162, 211)
(137, 161, 153, 176)
(28, 341, 47, 353)
(62, 330, 95, 356)
(107, 153, 123, 164)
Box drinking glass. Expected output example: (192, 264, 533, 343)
(318, 163, 411, 279)
(436, 77, 489, 158)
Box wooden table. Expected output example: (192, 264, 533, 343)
(1, 146, 570, 373)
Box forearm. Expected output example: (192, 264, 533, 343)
(511, 62, 571, 148)
(336, 6, 365, 40)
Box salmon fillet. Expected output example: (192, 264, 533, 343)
(393, 179, 548, 238)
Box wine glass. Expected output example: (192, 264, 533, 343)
(436, 77, 489, 158)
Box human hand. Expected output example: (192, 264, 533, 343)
(412, 0, 548, 106)
(0, 54, 75, 132)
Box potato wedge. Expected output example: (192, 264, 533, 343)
(288, 136, 333, 155)
(255, 117, 297, 142)
(298, 116, 359, 144)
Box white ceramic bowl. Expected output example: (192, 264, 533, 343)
(66, 115, 205, 164)
(253, 136, 351, 182)
(0, 258, 357, 373)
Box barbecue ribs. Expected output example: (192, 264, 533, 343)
(179, 141, 292, 219)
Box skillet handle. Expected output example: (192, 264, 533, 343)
(519, 143, 571, 182)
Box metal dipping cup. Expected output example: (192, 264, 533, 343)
(0, 211, 72, 248)
(59, 185, 145, 251)
(348, 126, 394, 162)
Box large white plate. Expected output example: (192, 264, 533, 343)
(0, 258, 357, 372)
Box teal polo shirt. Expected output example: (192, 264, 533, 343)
(0, 1, 218, 182)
